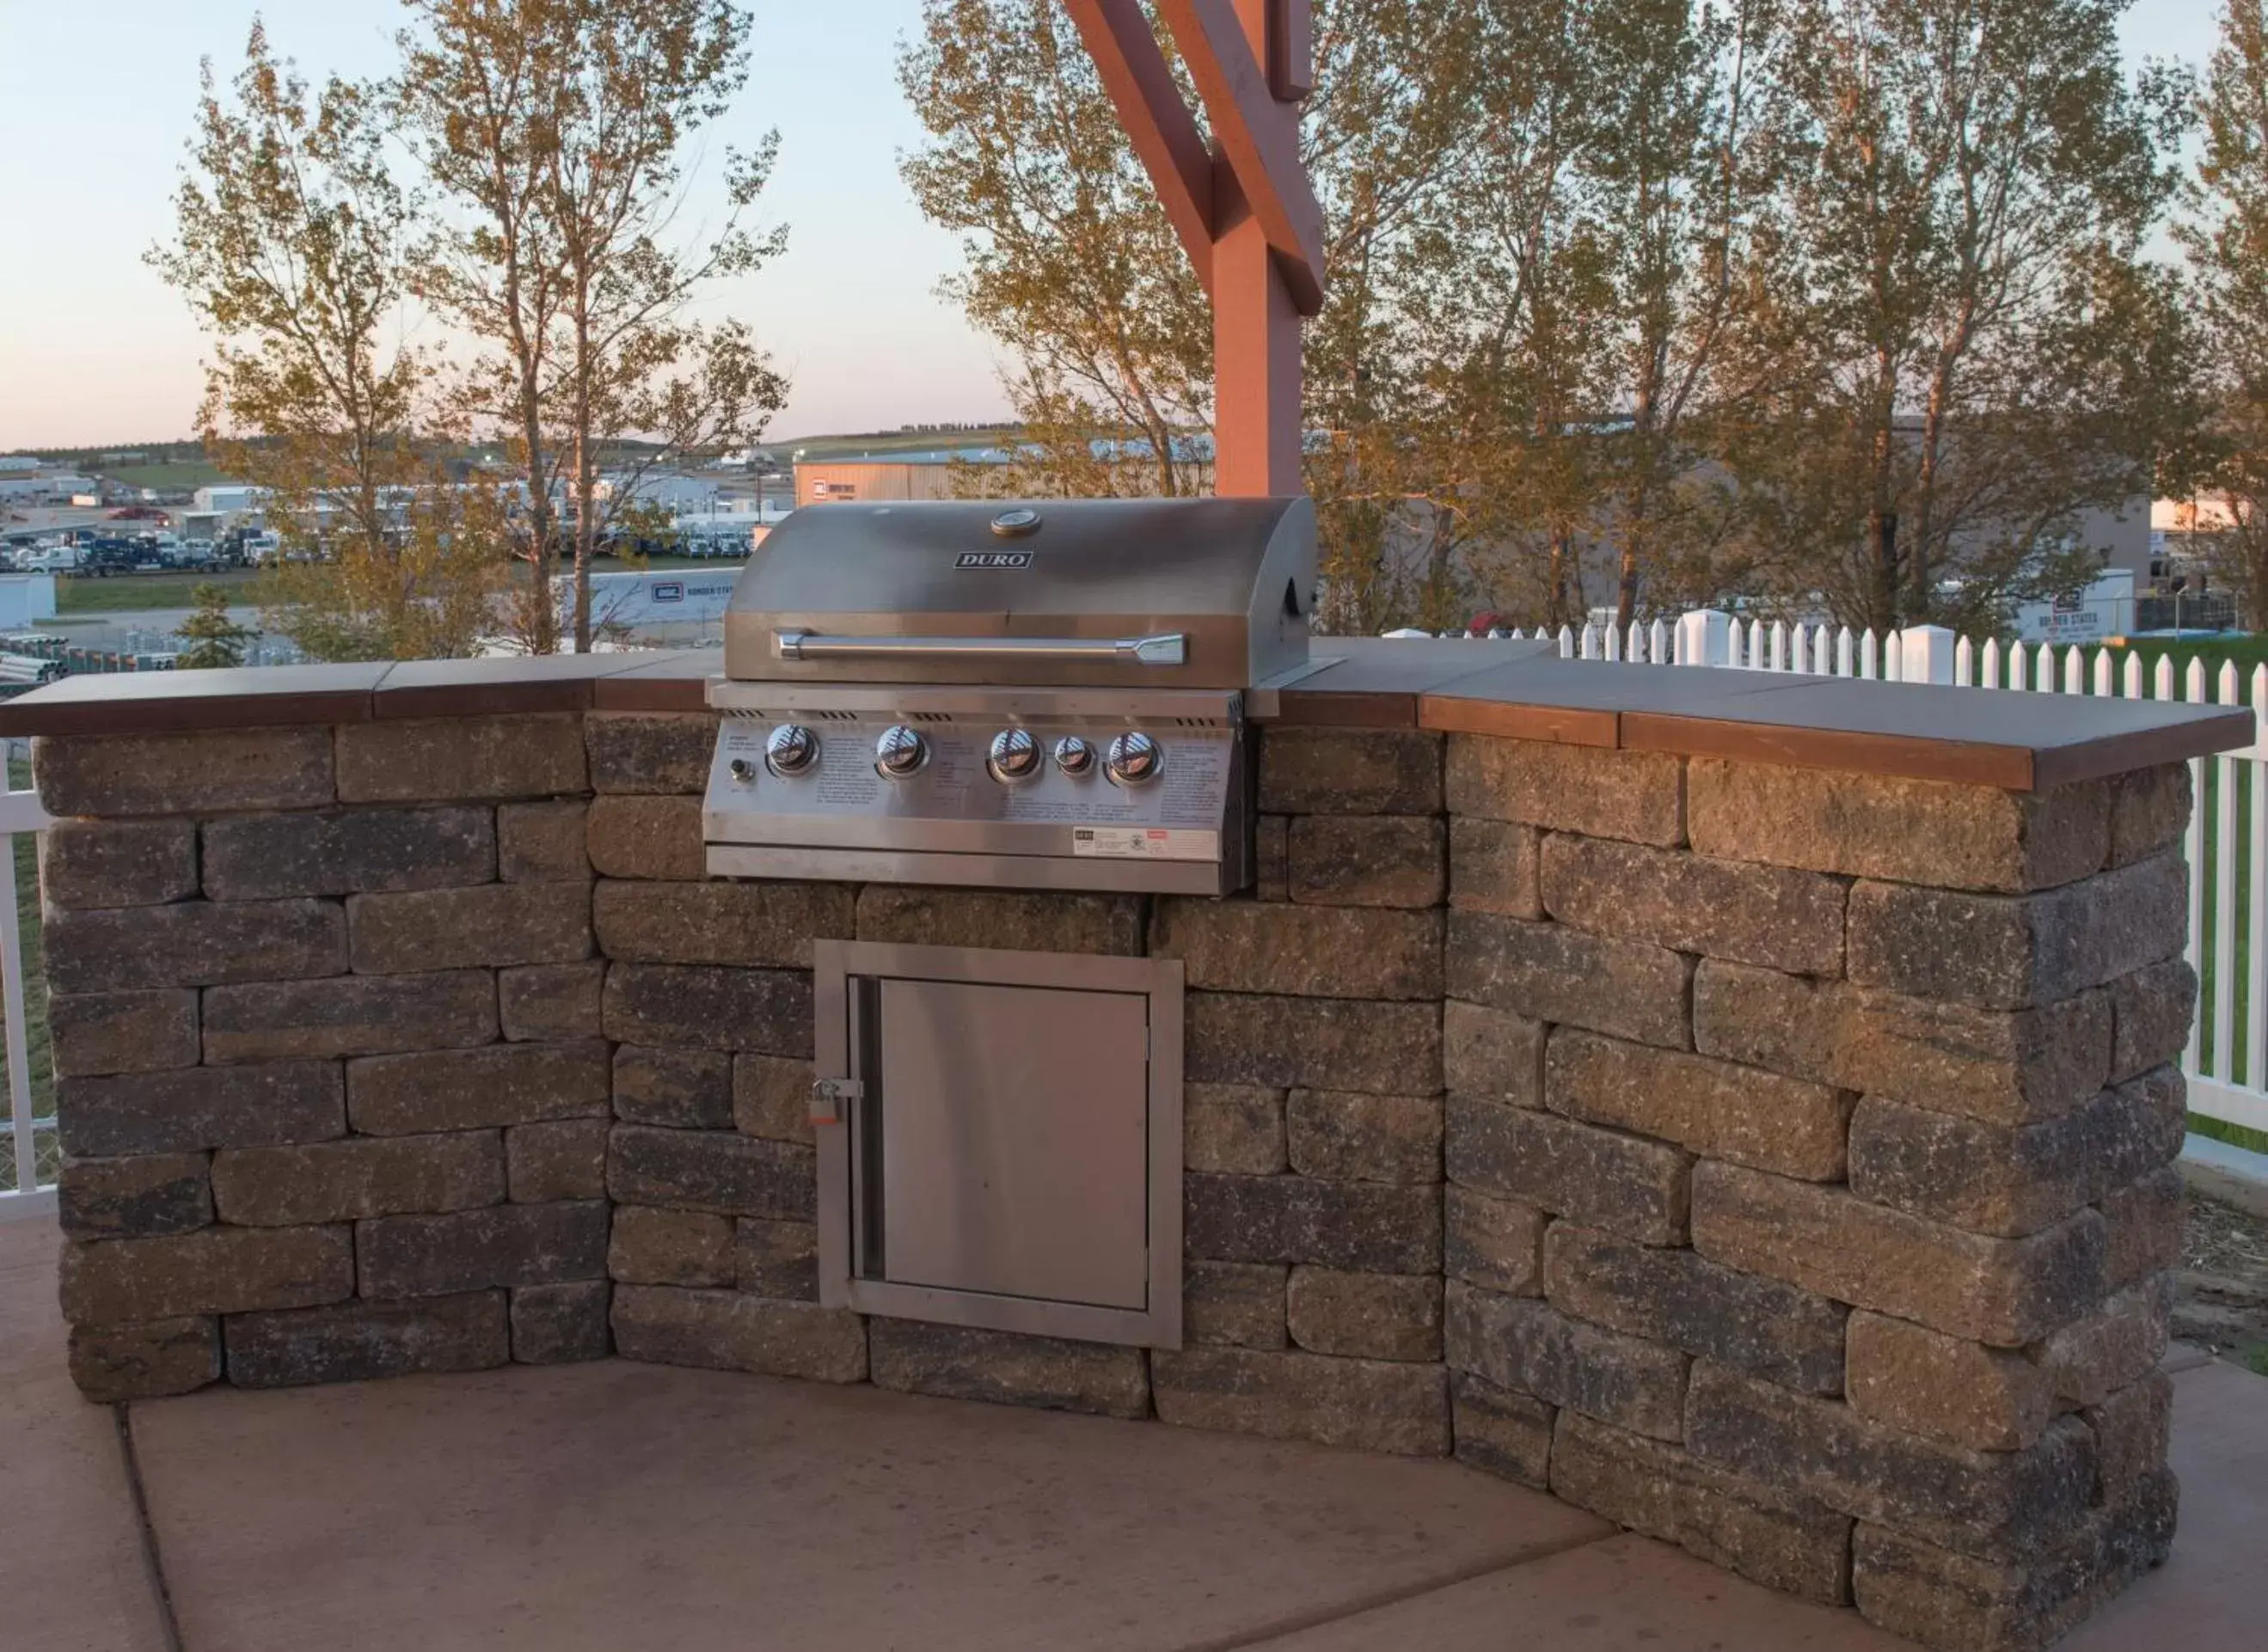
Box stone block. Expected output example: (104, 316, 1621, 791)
(868, 1320, 1149, 1419)
(585, 793, 708, 880)
(1691, 1162, 2105, 1348)
(350, 881, 590, 973)
(36, 726, 333, 817)
(1693, 961, 2115, 1127)
(1448, 1094, 1690, 1245)
(1258, 726, 1441, 815)
(609, 1206, 735, 1288)
(1847, 1312, 2051, 1452)
(1184, 1172, 1439, 1273)
(498, 962, 604, 1042)
(67, 1317, 220, 1402)
(498, 800, 590, 883)
(58, 1061, 343, 1159)
(1186, 993, 1440, 1094)
(595, 878, 851, 968)
(202, 806, 493, 901)
(1449, 736, 1686, 847)
(1152, 1345, 1450, 1453)
(1848, 1072, 2185, 1239)
(1287, 1267, 1440, 1361)
(1444, 1186, 1544, 1296)
(1687, 1363, 2099, 1563)
(58, 1153, 211, 1239)
(336, 713, 585, 803)
(1253, 813, 1288, 900)
(2034, 1276, 2172, 1408)
(1285, 1090, 1439, 1184)
(203, 971, 497, 1063)
(1542, 1222, 1847, 1396)
(1851, 1471, 2177, 1651)
(357, 1201, 610, 1298)
(2085, 1371, 2173, 1493)
(855, 885, 1143, 955)
(1287, 815, 1445, 908)
(2108, 958, 2195, 1082)
(1541, 833, 1846, 976)
(59, 1225, 352, 1323)
(615, 1043, 735, 1129)
(511, 1280, 611, 1364)
(1445, 1282, 1689, 1440)
(1442, 1000, 1544, 1104)
(1687, 759, 2109, 893)
(734, 1219, 817, 1300)
(733, 1054, 816, 1144)
(585, 711, 717, 793)
(1546, 1030, 1850, 1182)
(1186, 1259, 1286, 1349)
(608, 1123, 815, 1221)
(45, 898, 345, 994)
(507, 1118, 610, 1202)
(610, 1284, 867, 1382)
(214, 1131, 504, 1226)
(1448, 817, 1541, 918)
(347, 1042, 610, 1133)
(1447, 911, 1691, 1050)
(42, 818, 196, 910)
(1184, 1083, 1285, 1175)
(1451, 1370, 1554, 1488)
(1550, 1413, 1854, 1606)
(1151, 901, 1442, 1000)
(2098, 1166, 2184, 1292)
(1848, 855, 2187, 1011)
(227, 1291, 510, 1386)
(50, 989, 199, 1077)
(604, 964, 812, 1057)
(2108, 763, 2191, 868)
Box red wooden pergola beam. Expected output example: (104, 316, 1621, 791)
(1155, 0, 1326, 315)
(1063, 0, 1218, 296)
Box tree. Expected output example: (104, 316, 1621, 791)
(395, 0, 789, 653)
(174, 583, 257, 670)
(150, 24, 509, 662)
(2179, 0, 2268, 626)
(1753, 0, 2191, 633)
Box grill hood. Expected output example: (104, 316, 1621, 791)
(722, 497, 1315, 690)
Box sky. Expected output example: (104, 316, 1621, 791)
(0, 0, 2237, 451)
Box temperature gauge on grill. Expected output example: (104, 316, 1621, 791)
(764, 724, 819, 777)
(987, 727, 1040, 782)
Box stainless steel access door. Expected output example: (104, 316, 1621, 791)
(812, 941, 1184, 1349)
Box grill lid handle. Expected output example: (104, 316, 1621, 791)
(773, 630, 1188, 667)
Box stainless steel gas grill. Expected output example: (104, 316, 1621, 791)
(702, 497, 1315, 896)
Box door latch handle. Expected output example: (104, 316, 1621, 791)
(809, 1077, 864, 1124)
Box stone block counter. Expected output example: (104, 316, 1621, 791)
(0, 642, 2247, 1652)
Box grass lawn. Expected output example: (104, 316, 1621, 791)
(101, 462, 230, 491)
(55, 569, 263, 614)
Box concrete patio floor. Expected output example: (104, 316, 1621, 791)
(3, 1214, 2262, 1652)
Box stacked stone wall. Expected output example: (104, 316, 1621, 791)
(34, 708, 2193, 1652)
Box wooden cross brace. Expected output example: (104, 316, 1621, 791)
(1065, 0, 1325, 495)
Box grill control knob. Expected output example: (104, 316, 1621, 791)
(1105, 731, 1162, 786)
(874, 724, 929, 778)
(763, 725, 819, 777)
(988, 727, 1040, 781)
(728, 758, 757, 786)
(1054, 735, 1096, 777)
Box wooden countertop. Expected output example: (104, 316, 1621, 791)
(0, 638, 2247, 791)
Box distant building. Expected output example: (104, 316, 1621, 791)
(0, 456, 41, 474)
(193, 485, 267, 514)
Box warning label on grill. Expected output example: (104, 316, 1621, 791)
(1072, 827, 1210, 860)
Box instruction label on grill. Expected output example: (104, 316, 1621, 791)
(1072, 826, 1211, 860)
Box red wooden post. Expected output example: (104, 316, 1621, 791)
(1064, 0, 1325, 498)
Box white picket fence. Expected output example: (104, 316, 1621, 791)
(0, 771, 53, 1212)
(1471, 609, 2266, 1141)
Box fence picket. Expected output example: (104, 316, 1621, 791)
(1980, 637, 2001, 689)
(2216, 661, 2241, 1078)
(2124, 652, 2143, 700)
(2251, 666, 2268, 1091)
